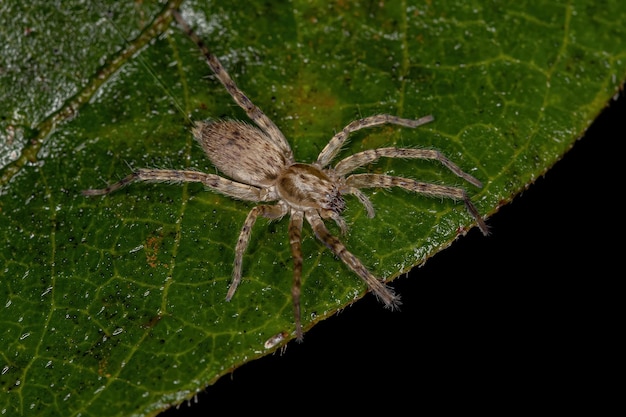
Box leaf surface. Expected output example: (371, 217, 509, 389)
(1, 1, 625, 416)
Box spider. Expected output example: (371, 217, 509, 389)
(83, 10, 489, 341)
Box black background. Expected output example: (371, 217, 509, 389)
(163, 91, 622, 415)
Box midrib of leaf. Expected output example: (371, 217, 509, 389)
(0, 1, 181, 187)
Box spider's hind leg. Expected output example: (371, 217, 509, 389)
(316, 114, 434, 167)
(288, 211, 305, 341)
(228, 204, 288, 301)
(171, 9, 293, 162)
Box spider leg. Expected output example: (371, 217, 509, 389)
(228, 203, 288, 301)
(316, 114, 433, 167)
(334, 147, 482, 188)
(172, 10, 294, 163)
(346, 174, 489, 235)
(82, 169, 264, 201)
(288, 210, 305, 341)
(305, 210, 401, 309)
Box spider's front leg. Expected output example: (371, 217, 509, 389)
(334, 147, 483, 188)
(346, 174, 489, 235)
(305, 210, 401, 309)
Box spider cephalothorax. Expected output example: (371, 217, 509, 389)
(277, 164, 346, 216)
(83, 10, 488, 341)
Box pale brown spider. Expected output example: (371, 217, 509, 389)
(83, 10, 489, 341)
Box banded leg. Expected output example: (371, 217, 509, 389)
(334, 147, 483, 188)
(346, 174, 489, 235)
(288, 210, 305, 341)
(305, 210, 401, 309)
(171, 10, 294, 162)
(82, 168, 264, 201)
(316, 114, 434, 167)
(227, 203, 288, 300)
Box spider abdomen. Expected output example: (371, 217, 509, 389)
(193, 120, 289, 187)
(276, 163, 345, 213)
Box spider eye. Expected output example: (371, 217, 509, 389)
(327, 193, 346, 213)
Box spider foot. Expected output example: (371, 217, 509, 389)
(464, 199, 490, 236)
(372, 282, 402, 310)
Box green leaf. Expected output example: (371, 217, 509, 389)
(1, 0, 624, 415)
